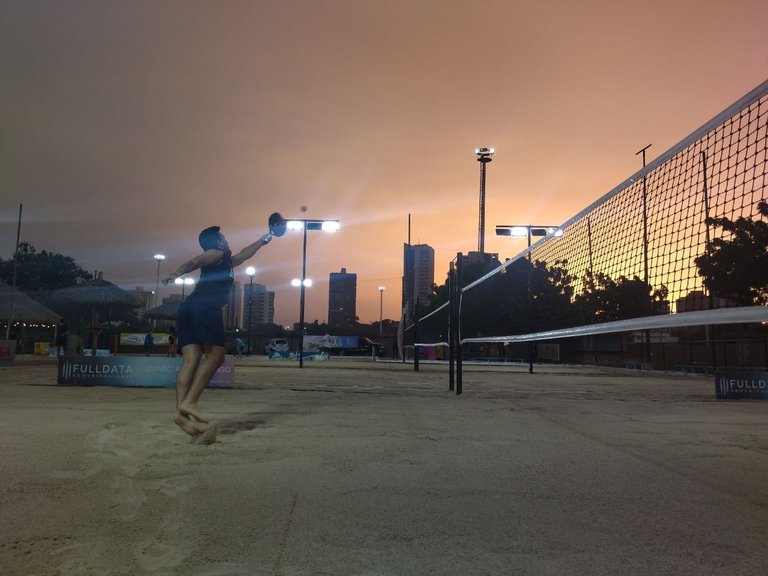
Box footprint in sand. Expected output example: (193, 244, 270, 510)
(193, 421, 220, 446)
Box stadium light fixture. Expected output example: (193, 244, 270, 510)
(495, 224, 563, 375)
(475, 147, 495, 254)
(378, 286, 386, 334)
(245, 267, 256, 355)
(174, 276, 195, 300)
(153, 254, 166, 307)
(287, 218, 340, 367)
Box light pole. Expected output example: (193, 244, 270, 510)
(286, 218, 340, 368)
(378, 286, 386, 334)
(153, 254, 165, 307)
(246, 266, 256, 356)
(496, 225, 563, 374)
(174, 277, 194, 300)
(475, 147, 495, 254)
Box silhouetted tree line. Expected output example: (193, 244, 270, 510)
(422, 199, 767, 339)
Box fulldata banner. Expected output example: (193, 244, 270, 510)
(57, 356, 234, 388)
(715, 371, 768, 400)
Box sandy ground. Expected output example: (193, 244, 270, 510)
(0, 356, 767, 576)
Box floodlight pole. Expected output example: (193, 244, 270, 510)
(286, 218, 339, 368)
(299, 225, 308, 368)
(378, 286, 385, 334)
(476, 148, 494, 254)
(247, 271, 255, 356)
(514, 226, 537, 374)
(5, 204, 22, 341)
(153, 254, 165, 329)
(495, 224, 563, 375)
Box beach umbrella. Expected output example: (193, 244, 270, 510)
(0, 281, 60, 324)
(46, 279, 142, 351)
(144, 299, 182, 321)
(46, 278, 142, 309)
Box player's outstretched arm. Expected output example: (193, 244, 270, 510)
(163, 249, 224, 284)
(231, 232, 272, 267)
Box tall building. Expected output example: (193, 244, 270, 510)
(243, 283, 275, 329)
(132, 287, 153, 320)
(459, 251, 500, 269)
(328, 268, 357, 326)
(402, 243, 435, 318)
(224, 281, 242, 329)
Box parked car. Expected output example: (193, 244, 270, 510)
(264, 338, 290, 356)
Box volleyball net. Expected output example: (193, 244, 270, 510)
(404, 79, 768, 372)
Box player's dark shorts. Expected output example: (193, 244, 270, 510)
(175, 299, 225, 349)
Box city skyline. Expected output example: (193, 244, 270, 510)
(2, 1, 766, 327)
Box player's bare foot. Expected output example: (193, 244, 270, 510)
(194, 422, 220, 446)
(178, 402, 209, 423)
(174, 413, 204, 437)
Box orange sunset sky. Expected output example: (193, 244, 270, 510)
(2, 0, 767, 326)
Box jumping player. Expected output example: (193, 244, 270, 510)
(164, 225, 274, 439)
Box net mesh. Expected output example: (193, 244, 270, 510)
(406, 80, 768, 363)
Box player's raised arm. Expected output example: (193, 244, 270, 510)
(163, 249, 224, 284)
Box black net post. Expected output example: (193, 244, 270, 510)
(456, 252, 463, 395)
(413, 314, 419, 372)
(448, 260, 455, 392)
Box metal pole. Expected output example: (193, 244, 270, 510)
(5, 204, 22, 340)
(448, 260, 455, 392)
(379, 288, 384, 334)
(299, 225, 308, 368)
(701, 150, 717, 374)
(586, 216, 594, 273)
(247, 276, 253, 356)
(456, 253, 463, 395)
(637, 144, 652, 369)
(412, 240, 419, 372)
(155, 261, 162, 308)
(479, 160, 487, 254)
(527, 228, 534, 374)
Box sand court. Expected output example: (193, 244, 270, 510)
(1, 357, 767, 575)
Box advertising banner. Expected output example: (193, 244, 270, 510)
(120, 332, 172, 346)
(57, 355, 235, 388)
(715, 371, 768, 400)
(0, 340, 16, 362)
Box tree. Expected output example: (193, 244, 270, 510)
(694, 200, 768, 305)
(575, 271, 668, 323)
(0, 242, 93, 295)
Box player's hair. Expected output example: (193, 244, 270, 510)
(199, 226, 222, 250)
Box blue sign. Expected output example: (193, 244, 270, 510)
(57, 356, 234, 388)
(715, 371, 768, 400)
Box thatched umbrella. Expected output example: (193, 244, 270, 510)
(145, 299, 182, 321)
(46, 279, 143, 351)
(0, 281, 60, 353)
(0, 281, 61, 324)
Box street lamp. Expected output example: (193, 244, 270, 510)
(153, 254, 165, 307)
(286, 218, 340, 368)
(246, 266, 256, 356)
(475, 147, 495, 254)
(378, 286, 386, 334)
(174, 277, 195, 300)
(496, 224, 563, 374)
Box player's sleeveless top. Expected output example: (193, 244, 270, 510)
(187, 251, 233, 308)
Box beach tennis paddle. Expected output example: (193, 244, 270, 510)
(269, 212, 287, 237)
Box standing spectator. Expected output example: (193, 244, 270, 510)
(55, 320, 69, 356)
(144, 330, 154, 356)
(167, 326, 177, 357)
(234, 337, 246, 358)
